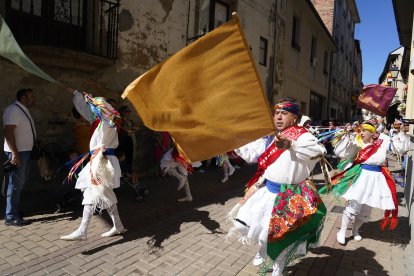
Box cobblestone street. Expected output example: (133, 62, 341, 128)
(0, 159, 412, 275)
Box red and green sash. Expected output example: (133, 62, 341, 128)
(241, 126, 325, 262)
(331, 139, 383, 181)
(331, 139, 398, 230)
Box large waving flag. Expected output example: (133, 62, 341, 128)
(122, 13, 275, 162)
(0, 15, 59, 84)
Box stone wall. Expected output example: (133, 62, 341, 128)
(0, 0, 277, 177)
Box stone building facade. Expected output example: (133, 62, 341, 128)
(277, 0, 337, 121)
(312, 0, 360, 121)
(0, 0, 337, 176)
(350, 39, 362, 121)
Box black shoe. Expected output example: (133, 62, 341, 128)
(4, 218, 31, 226)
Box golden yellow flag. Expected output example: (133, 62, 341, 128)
(122, 14, 275, 162)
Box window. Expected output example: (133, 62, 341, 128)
(259, 37, 268, 66)
(11, 0, 41, 16)
(196, 0, 229, 37)
(310, 36, 317, 64)
(214, 1, 228, 28)
(309, 91, 324, 120)
(300, 101, 306, 114)
(323, 51, 329, 74)
(6, 0, 120, 59)
(291, 16, 301, 51)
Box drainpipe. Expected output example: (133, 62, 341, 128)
(349, 41, 356, 122)
(327, 51, 334, 120)
(186, 0, 191, 46)
(268, 0, 278, 104)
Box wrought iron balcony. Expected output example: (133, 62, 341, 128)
(5, 0, 120, 59)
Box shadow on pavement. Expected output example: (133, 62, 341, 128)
(357, 217, 410, 248)
(27, 212, 80, 224)
(1, 165, 255, 255)
(287, 246, 388, 275)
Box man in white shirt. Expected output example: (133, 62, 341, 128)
(3, 88, 36, 226)
(228, 98, 326, 275)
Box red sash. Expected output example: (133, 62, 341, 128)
(91, 118, 101, 138)
(246, 126, 308, 189)
(381, 167, 398, 230)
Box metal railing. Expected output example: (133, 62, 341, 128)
(5, 0, 120, 59)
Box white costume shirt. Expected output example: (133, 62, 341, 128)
(236, 131, 326, 184)
(160, 148, 174, 171)
(392, 131, 411, 155)
(333, 134, 394, 210)
(3, 101, 36, 152)
(334, 134, 390, 166)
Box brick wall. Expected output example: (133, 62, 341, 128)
(311, 0, 335, 34)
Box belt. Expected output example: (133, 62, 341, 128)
(90, 148, 116, 156)
(265, 179, 281, 194)
(361, 164, 381, 172)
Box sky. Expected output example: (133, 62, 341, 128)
(355, 0, 401, 85)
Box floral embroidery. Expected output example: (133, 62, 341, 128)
(268, 181, 321, 242)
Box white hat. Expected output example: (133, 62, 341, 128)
(298, 115, 311, 126)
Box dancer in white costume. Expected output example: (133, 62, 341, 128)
(216, 153, 236, 183)
(392, 123, 411, 169)
(331, 122, 398, 245)
(227, 99, 326, 276)
(160, 146, 194, 202)
(60, 90, 126, 241)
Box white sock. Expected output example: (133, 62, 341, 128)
(106, 204, 124, 231)
(178, 181, 192, 201)
(78, 204, 93, 234)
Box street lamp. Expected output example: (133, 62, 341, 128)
(389, 65, 407, 84)
(390, 65, 399, 79)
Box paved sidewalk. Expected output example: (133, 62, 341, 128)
(0, 158, 412, 275)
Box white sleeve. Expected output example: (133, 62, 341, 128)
(73, 91, 94, 124)
(234, 137, 268, 164)
(334, 134, 358, 159)
(3, 106, 20, 126)
(392, 133, 407, 154)
(290, 133, 326, 161)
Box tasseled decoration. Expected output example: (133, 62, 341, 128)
(380, 210, 398, 231)
(390, 210, 398, 230)
(89, 148, 116, 211)
(317, 129, 342, 143)
(67, 153, 90, 181)
(319, 157, 333, 192)
(380, 210, 390, 231)
(83, 93, 121, 129)
(381, 167, 398, 231)
(330, 130, 346, 147)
